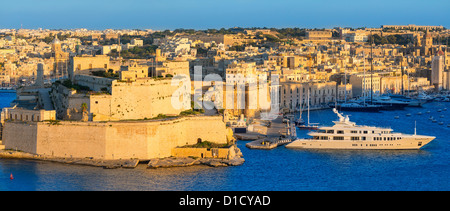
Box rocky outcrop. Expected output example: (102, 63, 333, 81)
(147, 157, 245, 168)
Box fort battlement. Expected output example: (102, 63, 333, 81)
(2, 115, 232, 160)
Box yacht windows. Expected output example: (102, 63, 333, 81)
(320, 136, 328, 140)
(327, 130, 334, 134)
(351, 131, 357, 134)
(333, 136, 344, 140)
(362, 137, 366, 140)
(351, 137, 360, 140)
(337, 130, 344, 134)
(313, 136, 319, 140)
(363, 131, 368, 134)
(318, 130, 326, 133)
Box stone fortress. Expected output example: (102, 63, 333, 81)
(0, 37, 237, 162)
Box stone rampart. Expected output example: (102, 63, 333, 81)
(2, 115, 228, 160)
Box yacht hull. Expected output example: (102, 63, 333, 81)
(337, 106, 381, 112)
(297, 125, 319, 130)
(286, 137, 434, 150)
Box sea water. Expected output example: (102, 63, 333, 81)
(0, 91, 448, 191)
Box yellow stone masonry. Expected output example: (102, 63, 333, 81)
(2, 115, 229, 160)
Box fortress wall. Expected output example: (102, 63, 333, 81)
(2, 116, 228, 160)
(36, 122, 107, 158)
(109, 79, 189, 120)
(3, 121, 38, 153)
(89, 95, 114, 121)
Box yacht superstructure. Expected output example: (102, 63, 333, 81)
(286, 109, 435, 150)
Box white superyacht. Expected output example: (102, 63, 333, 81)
(286, 109, 435, 150)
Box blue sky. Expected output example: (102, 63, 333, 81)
(1, 0, 448, 30)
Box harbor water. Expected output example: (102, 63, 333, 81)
(0, 90, 449, 191)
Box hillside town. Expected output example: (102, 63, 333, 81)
(0, 25, 449, 167)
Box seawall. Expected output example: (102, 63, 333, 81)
(3, 115, 231, 160)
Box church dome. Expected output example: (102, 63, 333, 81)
(52, 35, 61, 44)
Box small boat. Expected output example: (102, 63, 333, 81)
(432, 119, 437, 123)
(294, 119, 305, 126)
(440, 115, 444, 118)
(429, 116, 434, 120)
(406, 113, 411, 116)
(416, 92, 434, 102)
(426, 111, 431, 113)
(447, 124, 450, 127)
(394, 116, 400, 119)
(439, 122, 444, 125)
(388, 94, 426, 107)
(438, 109, 442, 112)
(417, 112, 423, 115)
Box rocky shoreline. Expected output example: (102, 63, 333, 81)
(0, 149, 245, 169)
(147, 156, 245, 168)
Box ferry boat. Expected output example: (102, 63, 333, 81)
(286, 108, 435, 150)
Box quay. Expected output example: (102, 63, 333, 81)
(241, 115, 294, 149)
(245, 138, 292, 149)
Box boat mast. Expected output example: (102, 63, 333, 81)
(307, 88, 310, 126)
(370, 31, 374, 103)
(307, 53, 312, 126)
(401, 59, 404, 96)
(363, 51, 366, 105)
(408, 68, 411, 97)
(344, 66, 347, 103)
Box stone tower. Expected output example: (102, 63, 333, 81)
(423, 30, 433, 47)
(35, 63, 44, 88)
(423, 30, 433, 55)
